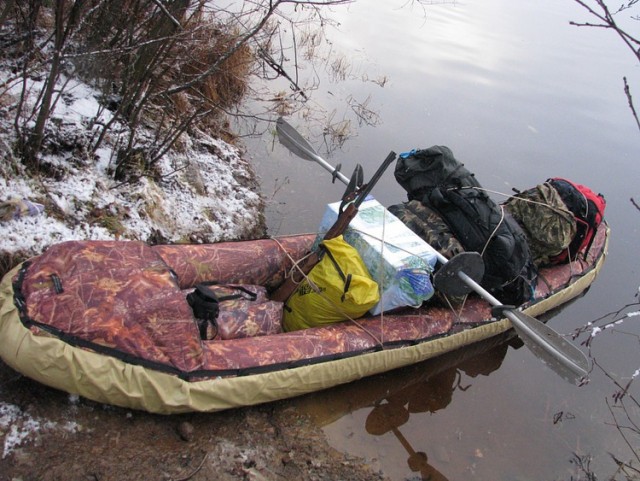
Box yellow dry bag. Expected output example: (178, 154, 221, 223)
(283, 235, 380, 331)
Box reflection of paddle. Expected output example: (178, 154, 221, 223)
(366, 402, 410, 435)
(275, 116, 589, 384)
(366, 402, 450, 481)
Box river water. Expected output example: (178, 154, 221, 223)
(242, 1, 640, 479)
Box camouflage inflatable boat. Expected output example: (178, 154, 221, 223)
(0, 224, 608, 414)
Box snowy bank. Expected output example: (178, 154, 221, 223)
(0, 73, 266, 275)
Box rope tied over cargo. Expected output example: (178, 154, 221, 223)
(270, 236, 385, 347)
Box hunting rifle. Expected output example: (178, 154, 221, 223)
(273, 117, 590, 385)
(270, 150, 397, 303)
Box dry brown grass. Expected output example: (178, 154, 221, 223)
(180, 27, 253, 109)
(43, 1, 256, 139)
(165, 20, 254, 133)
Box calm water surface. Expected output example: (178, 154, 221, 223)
(243, 1, 640, 479)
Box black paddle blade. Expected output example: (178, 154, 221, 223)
(434, 252, 485, 296)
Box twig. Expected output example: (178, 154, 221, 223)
(593, 358, 640, 408)
(605, 396, 640, 465)
(150, 0, 183, 30)
(173, 452, 209, 481)
(258, 47, 308, 100)
(624, 77, 640, 132)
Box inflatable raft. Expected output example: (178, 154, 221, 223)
(0, 223, 608, 414)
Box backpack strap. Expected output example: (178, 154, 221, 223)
(197, 282, 258, 302)
(321, 244, 352, 302)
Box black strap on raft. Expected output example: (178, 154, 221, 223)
(50, 274, 64, 294)
(187, 283, 257, 339)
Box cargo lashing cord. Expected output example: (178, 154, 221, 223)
(480, 186, 580, 275)
(352, 219, 470, 321)
(354, 211, 472, 331)
(270, 237, 385, 348)
(271, 206, 440, 345)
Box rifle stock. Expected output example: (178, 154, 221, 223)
(270, 151, 396, 303)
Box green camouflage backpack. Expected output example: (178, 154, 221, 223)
(503, 182, 576, 267)
(389, 200, 467, 305)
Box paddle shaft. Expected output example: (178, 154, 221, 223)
(433, 249, 589, 381)
(309, 151, 350, 185)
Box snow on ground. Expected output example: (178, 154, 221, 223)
(0, 72, 265, 265)
(0, 57, 266, 455)
(0, 401, 80, 458)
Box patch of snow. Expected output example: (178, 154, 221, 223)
(0, 401, 81, 458)
(0, 65, 264, 263)
(0, 214, 112, 253)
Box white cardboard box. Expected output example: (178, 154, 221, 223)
(316, 197, 438, 314)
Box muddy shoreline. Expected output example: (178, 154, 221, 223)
(0, 357, 389, 481)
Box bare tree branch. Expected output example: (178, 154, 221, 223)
(624, 76, 640, 131)
(571, 0, 640, 63)
(150, 0, 183, 30)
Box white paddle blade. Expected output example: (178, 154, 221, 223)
(508, 310, 589, 384)
(276, 117, 318, 162)
(276, 118, 350, 185)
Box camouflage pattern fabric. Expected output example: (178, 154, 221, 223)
(504, 183, 576, 266)
(388, 200, 464, 259)
(389, 201, 468, 306)
(17, 240, 206, 372)
(152, 235, 314, 290)
(198, 285, 284, 340)
(9, 225, 607, 376)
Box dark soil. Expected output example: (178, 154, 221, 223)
(0, 360, 388, 481)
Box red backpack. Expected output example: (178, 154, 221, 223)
(547, 178, 606, 262)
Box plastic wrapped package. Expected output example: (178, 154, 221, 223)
(316, 197, 438, 314)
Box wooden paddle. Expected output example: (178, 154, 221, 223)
(274, 116, 590, 384)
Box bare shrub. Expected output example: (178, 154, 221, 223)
(1, 0, 354, 177)
(572, 0, 640, 131)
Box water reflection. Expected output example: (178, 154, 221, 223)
(364, 341, 510, 481)
(295, 333, 517, 479)
(367, 401, 448, 481)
